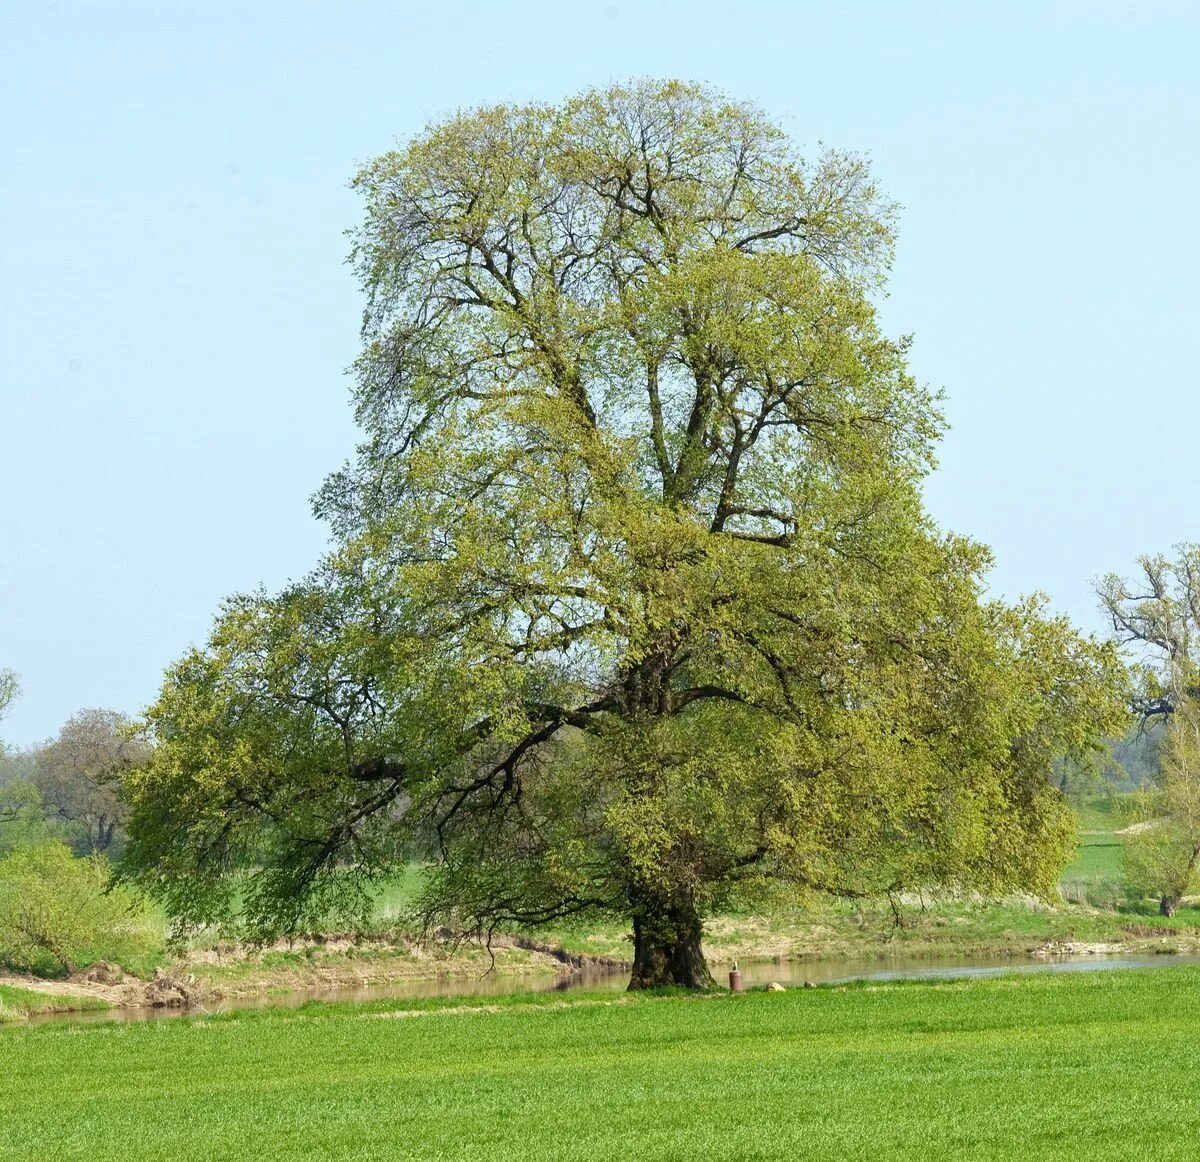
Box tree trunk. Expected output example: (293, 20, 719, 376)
(620, 648, 714, 991)
(94, 815, 115, 854)
(1161, 893, 1181, 917)
(628, 894, 714, 990)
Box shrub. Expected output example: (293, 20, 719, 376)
(1121, 820, 1199, 916)
(0, 842, 161, 976)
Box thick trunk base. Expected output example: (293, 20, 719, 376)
(1161, 894, 1180, 917)
(628, 900, 714, 990)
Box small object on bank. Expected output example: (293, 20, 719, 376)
(729, 960, 744, 992)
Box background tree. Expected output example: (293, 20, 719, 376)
(1123, 697, 1200, 915)
(1102, 547, 1200, 913)
(1104, 726, 1162, 790)
(0, 778, 55, 856)
(0, 669, 25, 835)
(1098, 547, 1200, 723)
(1051, 724, 1160, 800)
(0, 668, 18, 751)
(125, 81, 1127, 987)
(35, 709, 144, 856)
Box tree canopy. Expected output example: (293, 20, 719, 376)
(33, 708, 143, 856)
(125, 81, 1127, 987)
(0, 669, 18, 746)
(1098, 546, 1200, 723)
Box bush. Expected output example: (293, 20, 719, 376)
(0, 842, 162, 976)
(1121, 819, 1197, 914)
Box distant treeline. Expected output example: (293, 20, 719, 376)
(0, 708, 143, 859)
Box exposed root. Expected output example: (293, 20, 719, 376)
(505, 936, 630, 972)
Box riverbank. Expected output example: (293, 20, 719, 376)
(6, 890, 1199, 1021)
(536, 891, 1200, 965)
(4, 796, 1171, 1020)
(0, 934, 621, 1017)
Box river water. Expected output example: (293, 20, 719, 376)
(18, 949, 1200, 1027)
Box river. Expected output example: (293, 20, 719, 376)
(18, 949, 1200, 1027)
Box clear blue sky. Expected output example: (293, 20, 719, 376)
(2, 1, 1197, 746)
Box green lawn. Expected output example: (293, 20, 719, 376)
(0, 984, 109, 1022)
(5, 968, 1200, 1159)
(1066, 836, 1124, 878)
(1058, 795, 1131, 905)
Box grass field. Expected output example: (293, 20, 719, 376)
(0, 984, 109, 1023)
(5, 968, 1200, 1159)
(1058, 796, 1130, 905)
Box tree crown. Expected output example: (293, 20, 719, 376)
(125, 84, 1127, 968)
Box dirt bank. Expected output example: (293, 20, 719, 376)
(1, 962, 198, 1009)
(1, 934, 630, 1012)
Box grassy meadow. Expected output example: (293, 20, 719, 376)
(0, 983, 109, 1023)
(1058, 796, 1130, 905)
(5, 968, 1200, 1159)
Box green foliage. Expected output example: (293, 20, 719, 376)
(1099, 545, 1200, 724)
(1123, 821, 1191, 905)
(0, 669, 18, 756)
(32, 708, 142, 857)
(0, 779, 57, 855)
(125, 81, 1128, 979)
(0, 842, 161, 976)
(7, 971, 1200, 1158)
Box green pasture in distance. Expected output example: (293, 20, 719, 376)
(1059, 795, 1130, 904)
